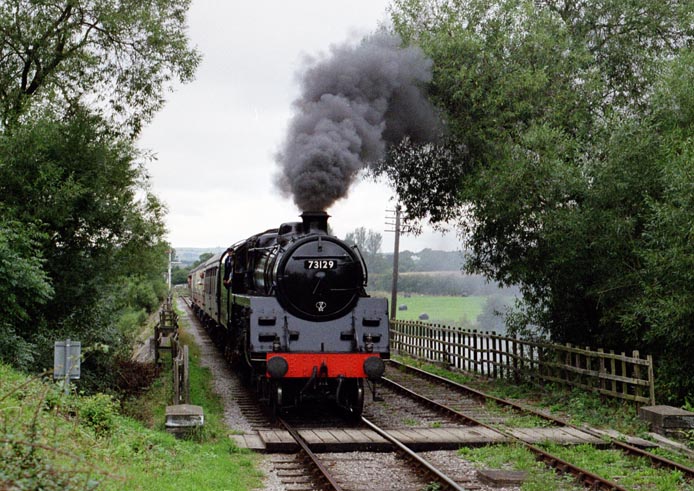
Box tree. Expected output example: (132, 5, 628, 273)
(0, 0, 200, 133)
(620, 50, 694, 401)
(192, 252, 214, 268)
(364, 230, 383, 259)
(345, 227, 386, 274)
(385, 0, 692, 221)
(477, 294, 513, 334)
(0, 110, 169, 382)
(536, 0, 692, 112)
(0, 0, 198, 389)
(0, 214, 53, 368)
(344, 227, 368, 251)
(384, 0, 694, 401)
(171, 266, 190, 286)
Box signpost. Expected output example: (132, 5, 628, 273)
(53, 339, 81, 393)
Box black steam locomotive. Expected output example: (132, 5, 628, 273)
(189, 211, 389, 418)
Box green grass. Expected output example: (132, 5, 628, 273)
(458, 444, 583, 490)
(396, 355, 652, 435)
(484, 400, 554, 428)
(387, 293, 488, 325)
(0, 315, 263, 491)
(540, 443, 694, 490)
(394, 355, 476, 385)
(110, 307, 264, 490)
(460, 442, 694, 490)
(396, 356, 694, 488)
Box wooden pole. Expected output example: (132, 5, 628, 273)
(389, 205, 401, 320)
(647, 354, 655, 405)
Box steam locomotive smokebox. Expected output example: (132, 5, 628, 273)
(301, 210, 329, 233)
(639, 405, 694, 435)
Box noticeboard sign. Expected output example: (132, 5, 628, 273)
(53, 339, 81, 380)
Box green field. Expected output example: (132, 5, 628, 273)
(372, 292, 488, 326)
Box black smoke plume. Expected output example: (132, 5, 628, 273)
(275, 33, 441, 212)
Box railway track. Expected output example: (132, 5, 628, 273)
(381, 359, 694, 489)
(277, 415, 512, 490)
(180, 297, 694, 489)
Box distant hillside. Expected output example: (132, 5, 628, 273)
(383, 249, 467, 272)
(174, 247, 226, 266)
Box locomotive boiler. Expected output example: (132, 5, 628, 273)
(189, 211, 389, 418)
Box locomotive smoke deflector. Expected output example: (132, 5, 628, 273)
(301, 211, 329, 234)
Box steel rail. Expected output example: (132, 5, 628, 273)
(388, 359, 694, 480)
(277, 417, 344, 491)
(280, 416, 467, 491)
(360, 416, 469, 491)
(381, 375, 626, 490)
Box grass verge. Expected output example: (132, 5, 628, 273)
(1, 317, 263, 490)
(394, 355, 650, 435)
(395, 355, 694, 489)
(540, 443, 694, 490)
(458, 444, 582, 491)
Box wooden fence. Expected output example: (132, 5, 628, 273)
(390, 319, 655, 405)
(173, 344, 190, 405)
(152, 296, 190, 405)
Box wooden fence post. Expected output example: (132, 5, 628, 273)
(420, 322, 424, 360)
(621, 352, 628, 398)
(492, 333, 498, 379)
(456, 329, 462, 370)
(598, 348, 606, 392)
(632, 350, 642, 401)
(425, 323, 431, 361)
(513, 338, 519, 383)
(468, 329, 473, 372)
(173, 347, 180, 404)
(182, 345, 190, 404)
(647, 354, 655, 405)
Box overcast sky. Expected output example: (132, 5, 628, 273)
(138, 0, 460, 252)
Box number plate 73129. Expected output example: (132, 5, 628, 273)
(304, 259, 336, 269)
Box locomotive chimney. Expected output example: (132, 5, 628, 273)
(301, 211, 330, 234)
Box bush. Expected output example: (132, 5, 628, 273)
(0, 363, 102, 490)
(79, 393, 119, 437)
(116, 307, 148, 342)
(114, 359, 159, 396)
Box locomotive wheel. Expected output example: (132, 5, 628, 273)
(270, 382, 283, 421)
(341, 379, 364, 421)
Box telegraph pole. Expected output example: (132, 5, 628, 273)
(385, 205, 402, 320)
(167, 249, 180, 291)
(167, 249, 173, 290)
